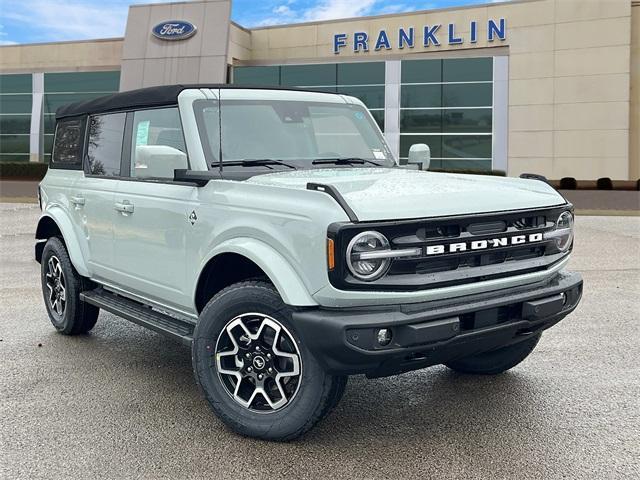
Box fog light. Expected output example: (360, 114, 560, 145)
(561, 292, 567, 306)
(376, 328, 392, 346)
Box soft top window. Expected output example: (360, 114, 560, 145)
(50, 117, 85, 169)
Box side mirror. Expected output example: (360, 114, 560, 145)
(408, 143, 430, 170)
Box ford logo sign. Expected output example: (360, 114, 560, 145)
(151, 21, 197, 41)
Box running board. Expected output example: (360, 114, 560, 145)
(80, 288, 194, 346)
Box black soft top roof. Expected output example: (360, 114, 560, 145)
(55, 84, 320, 120)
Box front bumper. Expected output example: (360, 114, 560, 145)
(292, 271, 583, 378)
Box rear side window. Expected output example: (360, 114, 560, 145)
(86, 113, 126, 177)
(50, 117, 85, 169)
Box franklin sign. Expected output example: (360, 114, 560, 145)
(333, 18, 506, 54)
(152, 21, 197, 41)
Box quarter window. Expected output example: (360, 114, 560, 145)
(50, 117, 85, 169)
(86, 113, 126, 176)
(130, 107, 188, 179)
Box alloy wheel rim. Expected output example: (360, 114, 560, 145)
(45, 255, 66, 317)
(214, 313, 302, 413)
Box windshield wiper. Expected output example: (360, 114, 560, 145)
(312, 157, 383, 167)
(217, 159, 297, 169)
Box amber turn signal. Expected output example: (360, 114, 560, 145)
(327, 238, 335, 271)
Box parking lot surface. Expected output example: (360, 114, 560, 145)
(1, 203, 639, 479)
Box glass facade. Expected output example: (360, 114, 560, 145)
(43, 71, 120, 162)
(0, 71, 120, 162)
(232, 62, 386, 130)
(2, 59, 494, 171)
(233, 58, 494, 171)
(0, 74, 32, 162)
(400, 57, 493, 170)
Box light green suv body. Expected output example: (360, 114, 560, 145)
(36, 86, 583, 441)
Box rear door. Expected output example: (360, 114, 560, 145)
(110, 107, 198, 312)
(71, 112, 126, 283)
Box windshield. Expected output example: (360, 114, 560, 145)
(194, 98, 396, 169)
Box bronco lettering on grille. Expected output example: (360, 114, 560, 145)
(425, 233, 543, 256)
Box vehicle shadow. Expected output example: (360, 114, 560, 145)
(70, 313, 553, 448)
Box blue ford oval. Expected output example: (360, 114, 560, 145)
(151, 21, 197, 41)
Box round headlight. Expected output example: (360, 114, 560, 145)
(544, 211, 574, 252)
(346, 231, 391, 281)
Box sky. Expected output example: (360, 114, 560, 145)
(0, 0, 506, 46)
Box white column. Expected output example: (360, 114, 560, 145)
(492, 56, 509, 173)
(384, 60, 402, 162)
(30, 73, 44, 163)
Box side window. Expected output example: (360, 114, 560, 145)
(50, 117, 85, 169)
(86, 113, 126, 176)
(130, 107, 188, 179)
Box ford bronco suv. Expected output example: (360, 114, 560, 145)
(36, 85, 582, 441)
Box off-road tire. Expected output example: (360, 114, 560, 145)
(445, 333, 541, 375)
(40, 237, 99, 335)
(192, 280, 347, 441)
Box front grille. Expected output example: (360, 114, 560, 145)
(328, 206, 571, 291)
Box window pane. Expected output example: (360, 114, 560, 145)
(438, 159, 492, 171)
(401, 59, 441, 84)
(44, 134, 54, 156)
(44, 114, 57, 135)
(442, 135, 492, 159)
(44, 93, 106, 114)
(443, 83, 492, 107)
(44, 71, 120, 93)
(400, 110, 442, 133)
(0, 74, 32, 94)
(0, 115, 31, 134)
(337, 62, 384, 85)
(87, 113, 125, 176)
(233, 66, 280, 86)
(337, 85, 385, 109)
(131, 107, 188, 179)
(0, 95, 32, 114)
(309, 86, 337, 93)
(401, 84, 441, 108)
(443, 58, 492, 82)
(51, 118, 85, 167)
(400, 135, 442, 159)
(0, 153, 30, 162)
(281, 64, 336, 86)
(369, 110, 384, 131)
(0, 135, 30, 154)
(443, 108, 492, 133)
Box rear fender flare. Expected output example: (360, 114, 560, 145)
(36, 209, 90, 277)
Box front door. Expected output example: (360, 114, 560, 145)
(111, 107, 196, 313)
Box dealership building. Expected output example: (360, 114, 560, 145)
(0, 0, 638, 180)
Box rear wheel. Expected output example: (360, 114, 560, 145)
(40, 237, 99, 335)
(192, 280, 347, 441)
(445, 334, 541, 375)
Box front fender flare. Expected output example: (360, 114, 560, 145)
(36, 210, 90, 277)
(198, 238, 319, 307)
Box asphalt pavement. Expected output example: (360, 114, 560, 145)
(1, 203, 639, 479)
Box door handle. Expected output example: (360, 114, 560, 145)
(114, 201, 134, 214)
(70, 195, 85, 207)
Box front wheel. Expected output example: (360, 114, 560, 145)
(445, 334, 541, 375)
(192, 280, 347, 441)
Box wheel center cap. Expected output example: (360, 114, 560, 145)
(252, 355, 266, 370)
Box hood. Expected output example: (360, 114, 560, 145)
(245, 168, 566, 221)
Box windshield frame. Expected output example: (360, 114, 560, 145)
(192, 96, 397, 172)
